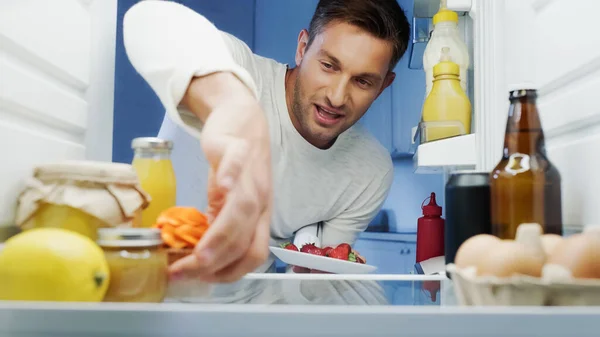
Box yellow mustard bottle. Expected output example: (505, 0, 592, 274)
(421, 47, 471, 142)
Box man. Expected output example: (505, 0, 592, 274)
(124, 0, 410, 283)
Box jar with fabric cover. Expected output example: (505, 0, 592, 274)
(15, 161, 150, 240)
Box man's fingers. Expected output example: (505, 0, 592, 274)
(205, 169, 224, 223)
(168, 252, 204, 280)
(193, 175, 261, 275)
(212, 207, 271, 283)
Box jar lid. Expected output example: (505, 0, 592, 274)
(33, 160, 140, 185)
(97, 228, 162, 248)
(131, 137, 173, 150)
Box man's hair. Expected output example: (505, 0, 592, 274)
(307, 0, 411, 70)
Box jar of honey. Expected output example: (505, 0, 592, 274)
(15, 161, 150, 240)
(97, 228, 168, 303)
(131, 137, 177, 228)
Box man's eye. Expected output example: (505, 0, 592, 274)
(321, 62, 333, 69)
(357, 78, 371, 87)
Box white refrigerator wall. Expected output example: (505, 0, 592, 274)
(0, 0, 117, 226)
(496, 0, 599, 229)
(533, 0, 600, 228)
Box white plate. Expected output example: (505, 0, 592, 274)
(270, 247, 377, 274)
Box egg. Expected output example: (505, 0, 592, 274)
(455, 234, 501, 269)
(544, 233, 600, 280)
(541, 234, 563, 257)
(515, 223, 545, 260)
(477, 240, 545, 277)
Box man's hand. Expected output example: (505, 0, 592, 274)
(169, 73, 273, 283)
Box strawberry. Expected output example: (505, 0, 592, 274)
(300, 243, 324, 256)
(322, 246, 333, 256)
(280, 242, 298, 251)
(307, 247, 325, 256)
(352, 249, 366, 264)
(300, 243, 316, 253)
(328, 243, 351, 260)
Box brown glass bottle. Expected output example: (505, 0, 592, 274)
(490, 89, 563, 239)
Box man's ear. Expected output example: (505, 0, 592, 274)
(375, 72, 396, 98)
(295, 29, 310, 66)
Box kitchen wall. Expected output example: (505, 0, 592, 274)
(383, 159, 444, 232)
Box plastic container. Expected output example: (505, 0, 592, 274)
(98, 228, 168, 303)
(15, 161, 150, 240)
(423, 0, 469, 97)
(417, 192, 445, 264)
(421, 47, 471, 142)
(448, 224, 600, 306)
(131, 137, 177, 228)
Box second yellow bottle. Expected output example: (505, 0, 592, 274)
(421, 47, 471, 142)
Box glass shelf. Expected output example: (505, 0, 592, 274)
(164, 273, 449, 306)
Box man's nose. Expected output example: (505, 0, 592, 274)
(326, 77, 349, 108)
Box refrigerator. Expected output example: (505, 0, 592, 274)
(0, 0, 599, 336)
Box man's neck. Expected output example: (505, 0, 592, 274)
(284, 66, 297, 126)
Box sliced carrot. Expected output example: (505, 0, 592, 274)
(161, 230, 188, 249)
(175, 231, 200, 246)
(177, 224, 206, 238)
(153, 206, 210, 249)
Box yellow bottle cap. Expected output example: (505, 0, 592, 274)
(433, 0, 459, 25)
(433, 47, 460, 77)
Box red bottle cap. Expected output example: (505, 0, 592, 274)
(422, 192, 442, 217)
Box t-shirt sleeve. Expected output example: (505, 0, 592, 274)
(320, 167, 394, 247)
(122, 1, 261, 139)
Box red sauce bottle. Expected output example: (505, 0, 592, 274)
(416, 192, 445, 263)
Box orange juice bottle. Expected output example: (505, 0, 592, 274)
(131, 137, 176, 227)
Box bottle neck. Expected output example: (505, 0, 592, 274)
(133, 148, 172, 160)
(502, 91, 546, 157)
(432, 21, 458, 33)
(433, 73, 460, 82)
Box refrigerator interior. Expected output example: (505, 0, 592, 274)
(108, 0, 476, 279)
(112, 0, 476, 229)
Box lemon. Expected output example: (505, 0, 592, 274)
(0, 228, 110, 302)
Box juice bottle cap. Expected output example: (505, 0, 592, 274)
(132, 137, 173, 150)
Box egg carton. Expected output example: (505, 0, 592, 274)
(447, 264, 600, 306)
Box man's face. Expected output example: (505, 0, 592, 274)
(291, 21, 396, 149)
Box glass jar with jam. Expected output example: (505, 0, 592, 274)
(131, 137, 177, 228)
(15, 161, 150, 240)
(97, 228, 168, 303)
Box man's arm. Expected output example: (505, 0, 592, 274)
(123, 1, 273, 283)
(123, 1, 258, 134)
(321, 168, 394, 247)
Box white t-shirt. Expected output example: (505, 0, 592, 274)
(124, 1, 393, 249)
